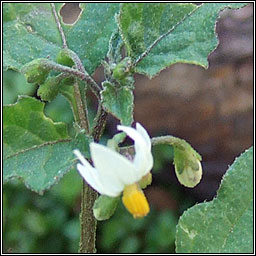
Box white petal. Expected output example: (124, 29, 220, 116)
(90, 142, 138, 187)
(133, 150, 153, 177)
(117, 124, 153, 178)
(76, 163, 103, 194)
(117, 125, 148, 154)
(136, 123, 151, 150)
(74, 150, 120, 197)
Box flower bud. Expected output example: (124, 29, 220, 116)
(37, 76, 59, 102)
(21, 58, 51, 84)
(112, 57, 132, 81)
(56, 49, 74, 67)
(173, 146, 202, 188)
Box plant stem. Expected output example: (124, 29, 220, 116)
(50, 6, 102, 253)
(51, 3, 67, 48)
(73, 81, 90, 134)
(79, 181, 98, 253)
(43, 60, 101, 100)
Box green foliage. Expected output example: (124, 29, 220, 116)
(101, 81, 134, 125)
(3, 3, 62, 71)
(56, 3, 120, 74)
(3, 70, 36, 104)
(97, 203, 178, 253)
(3, 96, 90, 194)
(176, 146, 253, 253)
(3, 170, 81, 253)
(118, 3, 247, 78)
(3, 2, 251, 253)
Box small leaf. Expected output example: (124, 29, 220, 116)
(101, 81, 134, 125)
(93, 195, 120, 221)
(107, 31, 124, 64)
(175, 146, 253, 253)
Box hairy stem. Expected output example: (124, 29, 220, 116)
(43, 60, 101, 99)
(91, 104, 108, 141)
(73, 81, 90, 134)
(79, 181, 98, 253)
(51, 3, 67, 48)
(50, 7, 101, 253)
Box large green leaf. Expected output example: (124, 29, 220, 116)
(101, 81, 134, 125)
(3, 96, 69, 159)
(3, 3, 62, 71)
(118, 3, 196, 59)
(175, 146, 253, 253)
(3, 3, 120, 74)
(3, 135, 89, 195)
(118, 3, 247, 78)
(3, 96, 90, 193)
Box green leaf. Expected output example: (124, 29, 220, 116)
(93, 195, 120, 221)
(118, 3, 247, 78)
(119, 3, 196, 59)
(101, 81, 134, 125)
(4, 3, 120, 75)
(56, 3, 120, 74)
(3, 96, 69, 159)
(3, 3, 62, 71)
(3, 135, 90, 194)
(3, 96, 90, 193)
(175, 146, 253, 253)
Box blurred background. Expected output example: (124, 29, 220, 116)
(3, 3, 253, 254)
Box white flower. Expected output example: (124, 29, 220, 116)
(73, 123, 153, 218)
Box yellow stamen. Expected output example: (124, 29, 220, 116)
(122, 183, 150, 218)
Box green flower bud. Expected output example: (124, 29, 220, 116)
(37, 76, 60, 102)
(56, 49, 74, 67)
(21, 58, 51, 84)
(93, 195, 120, 221)
(173, 147, 202, 188)
(112, 57, 132, 81)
